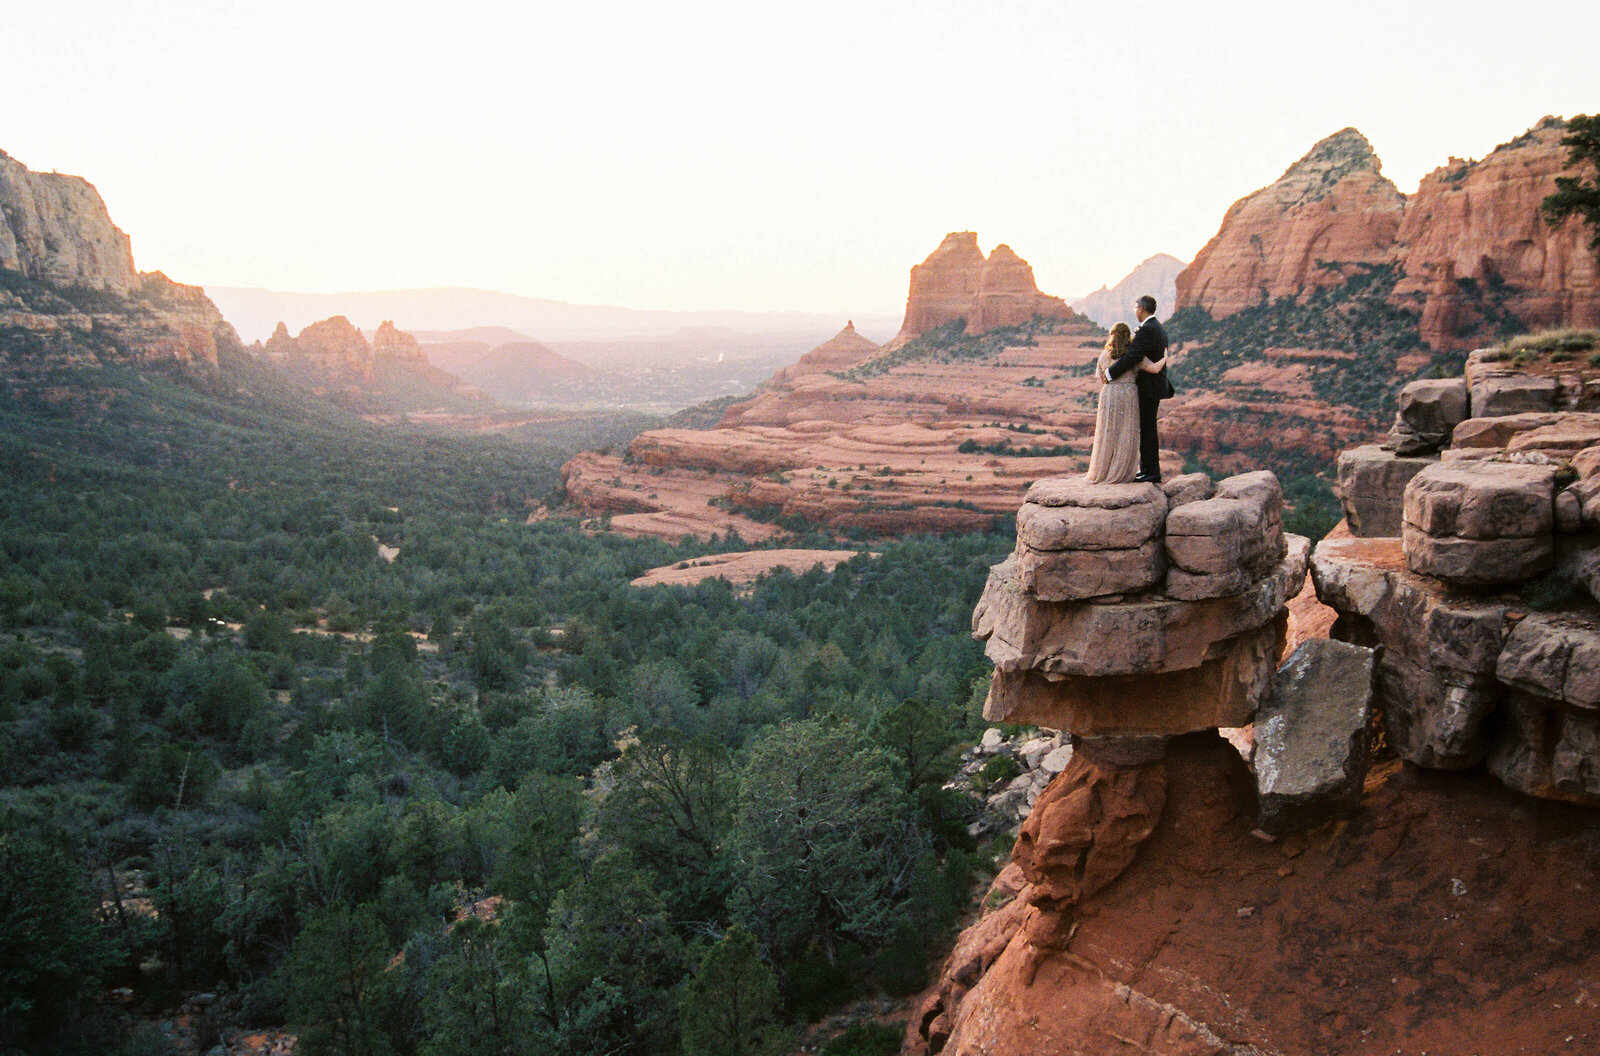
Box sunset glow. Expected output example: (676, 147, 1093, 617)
(5, 0, 1597, 312)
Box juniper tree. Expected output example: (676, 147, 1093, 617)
(1543, 114, 1600, 258)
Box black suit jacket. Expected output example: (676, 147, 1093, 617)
(1107, 317, 1169, 400)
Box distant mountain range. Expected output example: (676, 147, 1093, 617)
(205, 284, 901, 346)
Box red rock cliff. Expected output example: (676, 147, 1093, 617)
(371, 319, 429, 365)
(891, 232, 1074, 347)
(0, 148, 138, 293)
(0, 149, 241, 369)
(1176, 128, 1406, 317)
(1392, 117, 1600, 348)
(1176, 118, 1600, 349)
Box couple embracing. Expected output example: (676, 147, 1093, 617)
(1085, 294, 1173, 484)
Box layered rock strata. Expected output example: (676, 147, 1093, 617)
(0, 149, 242, 369)
(1316, 351, 1600, 806)
(890, 232, 1075, 347)
(1177, 128, 1406, 318)
(974, 471, 1308, 736)
(1176, 117, 1600, 349)
(0, 148, 137, 293)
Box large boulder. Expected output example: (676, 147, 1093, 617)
(1254, 640, 1376, 834)
(1389, 377, 1470, 455)
(1450, 412, 1567, 449)
(1011, 480, 1167, 601)
(1402, 462, 1555, 586)
(1469, 372, 1559, 417)
(1337, 446, 1434, 537)
(1312, 534, 1511, 768)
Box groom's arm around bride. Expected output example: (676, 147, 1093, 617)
(1103, 296, 1170, 482)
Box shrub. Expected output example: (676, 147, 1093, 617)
(820, 1021, 905, 1056)
(976, 754, 1020, 792)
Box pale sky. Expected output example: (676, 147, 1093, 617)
(4, 0, 1596, 315)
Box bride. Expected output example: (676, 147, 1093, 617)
(1085, 323, 1165, 484)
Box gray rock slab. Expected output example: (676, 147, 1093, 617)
(1254, 639, 1376, 835)
(1336, 446, 1435, 537)
(1402, 462, 1555, 540)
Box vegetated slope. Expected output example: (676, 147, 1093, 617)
(0, 350, 1013, 1055)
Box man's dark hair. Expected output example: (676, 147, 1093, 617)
(1136, 295, 1157, 314)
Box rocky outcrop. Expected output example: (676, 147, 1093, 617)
(1252, 639, 1375, 834)
(771, 320, 880, 380)
(909, 734, 1600, 1056)
(0, 148, 137, 293)
(1175, 118, 1600, 350)
(890, 232, 1074, 347)
(371, 319, 428, 365)
(974, 471, 1306, 737)
(1393, 118, 1600, 348)
(1070, 253, 1187, 329)
(0, 149, 242, 370)
(1315, 348, 1600, 802)
(259, 315, 375, 384)
(1176, 129, 1406, 318)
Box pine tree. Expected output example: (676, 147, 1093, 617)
(1543, 114, 1600, 258)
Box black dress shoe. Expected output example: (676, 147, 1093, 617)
(1132, 472, 1162, 484)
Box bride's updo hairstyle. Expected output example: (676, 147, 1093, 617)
(1105, 322, 1132, 355)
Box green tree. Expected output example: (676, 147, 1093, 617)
(729, 719, 928, 959)
(481, 773, 583, 912)
(0, 832, 115, 1052)
(870, 699, 964, 794)
(417, 918, 542, 1056)
(1543, 113, 1600, 256)
(541, 850, 687, 1056)
(282, 903, 398, 1056)
(678, 925, 790, 1056)
(594, 729, 734, 921)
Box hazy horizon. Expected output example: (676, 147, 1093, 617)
(5, 1, 1596, 314)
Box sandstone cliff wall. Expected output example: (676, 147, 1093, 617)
(1176, 118, 1600, 350)
(0, 149, 138, 293)
(890, 232, 1075, 347)
(0, 148, 242, 369)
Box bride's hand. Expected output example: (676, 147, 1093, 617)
(1140, 357, 1166, 373)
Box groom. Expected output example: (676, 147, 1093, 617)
(1104, 294, 1169, 483)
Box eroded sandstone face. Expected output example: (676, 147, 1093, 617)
(0, 151, 242, 369)
(890, 232, 1075, 347)
(974, 470, 1308, 736)
(1394, 118, 1600, 348)
(1317, 350, 1600, 800)
(1175, 118, 1600, 349)
(371, 319, 429, 365)
(0, 148, 138, 293)
(1176, 128, 1406, 318)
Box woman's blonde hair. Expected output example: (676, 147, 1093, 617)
(1105, 322, 1132, 355)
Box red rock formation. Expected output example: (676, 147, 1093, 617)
(1392, 118, 1600, 348)
(773, 320, 880, 379)
(891, 232, 1074, 347)
(371, 319, 429, 365)
(263, 321, 296, 359)
(0, 148, 138, 293)
(289, 316, 375, 383)
(0, 150, 242, 369)
(908, 734, 1600, 1056)
(1176, 118, 1600, 349)
(1176, 128, 1406, 317)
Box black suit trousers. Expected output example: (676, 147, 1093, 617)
(1138, 393, 1160, 478)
